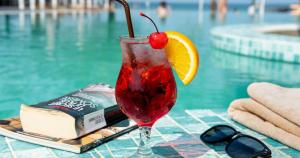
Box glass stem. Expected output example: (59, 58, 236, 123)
(137, 126, 153, 156)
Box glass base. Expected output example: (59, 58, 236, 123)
(126, 127, 163, 158)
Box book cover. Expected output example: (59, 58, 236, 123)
(0, 117, 138, 153)
(20, 83, 128, 139)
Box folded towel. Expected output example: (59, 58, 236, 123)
(228, 82, 300, 150)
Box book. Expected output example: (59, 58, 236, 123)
(20, 84, 128, 139)
(0, 117, 138, 153)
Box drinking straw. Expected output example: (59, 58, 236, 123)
(114, 0, 136, 67)
(115, 0, 135, 38)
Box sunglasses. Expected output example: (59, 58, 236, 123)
(200, 125, 271, 158)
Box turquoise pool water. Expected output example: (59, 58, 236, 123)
(0, 9, 300, 119)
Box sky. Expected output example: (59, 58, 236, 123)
(129, 0, 299, 4)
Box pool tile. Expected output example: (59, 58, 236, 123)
(151, 128, 162, 137)
(97, 150, 113, 158)
(0, 152, 13, 158)
(169, 111, 200, 125)
(168, 110, 182, 117)
(196, 149, 222, 158)
(264, 138, 286, 147)
(180, 123, 209, 134)
(150, 136, 166, 146)
(73, 153, 95, 158)
(156, 127, 186, 135)
(174, 143, 209, 155)
(0, 137, 10, 153)
(270, 148, 290, 158)
(87, 150, 104, 158)
(210, 109, 228, 114)
(206, 122, 233, 128)
(94, 144, 108, 151)
(200, 116, 225, 123)
(172, 116, 200, 125)
(105, 138, 136, 151)
(110, 148, 136, 158)
(162, 133, 203, 149)
(10, 140, 41, 151)
(52, 149, 78, 157)
(186, 110, 216, 117)
(152, 145, 182, 158)
(155, 116, 176, 127)
(281, 148, 300, 158)
(52, 149, 92, 158)
(14, 148, 54, 158)
(162, 134, 184, 142)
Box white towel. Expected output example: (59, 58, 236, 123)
(228, 82, 300, 150)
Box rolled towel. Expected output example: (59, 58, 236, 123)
(228, 82, 300, 151)
(248, 82, 300, 129)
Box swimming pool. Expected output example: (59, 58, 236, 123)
(0, 9, 299, 119)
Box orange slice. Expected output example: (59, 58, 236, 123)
(165, 31, 199, 85)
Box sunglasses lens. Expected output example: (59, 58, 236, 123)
(226, 136, 270, 158)
(201, 125, 236, 143)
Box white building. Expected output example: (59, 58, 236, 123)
(0, 0, 109, 10)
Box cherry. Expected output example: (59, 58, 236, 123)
(140, 12, 168, 49)
(149, 32, 168, 49)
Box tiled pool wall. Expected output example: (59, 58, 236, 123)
(211, 24, 300, 64)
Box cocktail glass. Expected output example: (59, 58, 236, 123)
(115, 36, 177, 157)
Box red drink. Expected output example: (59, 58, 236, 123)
(114, 2, 179, 157)
(115, 37, 177, 127)
(116, 64, 176, 126)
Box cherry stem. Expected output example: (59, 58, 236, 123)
(140, 12, 159, 33)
